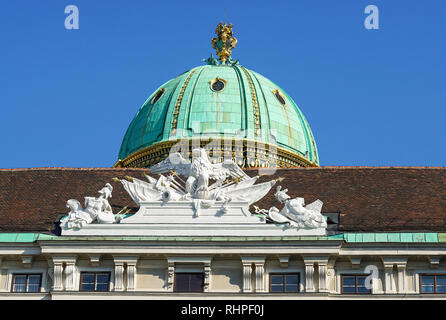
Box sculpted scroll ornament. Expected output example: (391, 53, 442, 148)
(60, 183, 123, 230)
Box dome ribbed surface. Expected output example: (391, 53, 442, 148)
(118, 64, 318, 166)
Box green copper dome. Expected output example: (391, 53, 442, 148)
(116, 62, 319, 168)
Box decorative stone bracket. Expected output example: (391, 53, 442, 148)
(21, 256, 33, 268)
(427, 256, 442, 268)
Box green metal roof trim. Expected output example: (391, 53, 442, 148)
(0, 233, 58, 242)
(0, 232, 445, 243)
(118, 64, 319, 164)
(343, 232, 439, 243)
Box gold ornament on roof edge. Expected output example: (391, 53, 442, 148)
(211, 22, 237, 64)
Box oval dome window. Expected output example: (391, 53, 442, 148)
(273, 89, 286, 106)
(151, 88, 165, 104)
(210, 78, 226, 92)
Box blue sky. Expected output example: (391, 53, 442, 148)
(0, 0, 445, 168)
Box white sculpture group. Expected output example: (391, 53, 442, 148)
(61, 148, 327, 232)
(120, 148, 276, 216)
(254, 186, 327, 229)
(60, 183, 123, 230)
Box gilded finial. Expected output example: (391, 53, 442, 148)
(211, 22, 237, 64)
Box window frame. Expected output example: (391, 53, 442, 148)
(272, 89, 287, 106)
(209, 77, 227, 93)
(79, 271, 111, 292)
(173, 272, 205, 293)
(11, 273, 42, 293)
(269, 273, 300, 293)
(419, 274, 446, 294)
(340, 274, 372, 295)
(151, 88, 166, 105)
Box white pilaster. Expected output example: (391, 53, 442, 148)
(52, 259, 64, 291)
(242, 262, 252, 293)
(254, 262, 265, 293)
(303, 256, 316, 292)
(383, 264, 395, 294)
(318, 262, 329, 293)
(304, 261, 315, 293)
(113, 260, 125, 292)
(65, 259, 77, 291)
(126, 257, 138, 292)
(396, 263, 407, 294)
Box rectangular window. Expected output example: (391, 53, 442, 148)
(420, 274, 446, 294)
(341, 275, 372, 294)
(174, 273, 204, 292)
(269, 273, 299, 293)
(11, 274, 42, 293)
(80, 272, 110, 292)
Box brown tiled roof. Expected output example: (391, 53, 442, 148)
(0, 167, 446, 233)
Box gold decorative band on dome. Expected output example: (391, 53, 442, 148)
(240, 67, 261, 136)
(113, 138, 318, 169)
(171, 68, 198, 132)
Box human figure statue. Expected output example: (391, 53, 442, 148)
(261, 186, 327, 229)
(60, 183, 122, 230)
